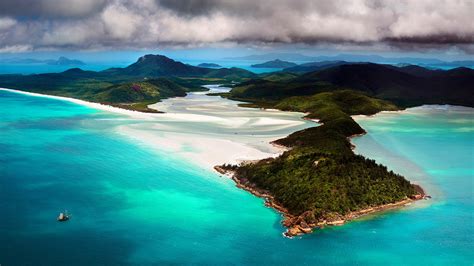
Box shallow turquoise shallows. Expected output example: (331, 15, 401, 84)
(0, 91, 472, 265)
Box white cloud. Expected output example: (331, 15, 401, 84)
(101, 3, 142, 40)
(0, 0, 472, 52)
(0, 17, 16, 31)
(0, 44, 32, 53)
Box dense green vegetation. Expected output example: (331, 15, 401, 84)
(95, 79, 186, 104)
(0, 56, 458, 225)
(227, 152, 415, 217)
(0, 54, 256, 112)
(230, 63, 474, 107)
(258, 72, 299, 82)
(219, 63, 471, 226)
(197, 63, 222, 68)
(251, 59, 297, 68)
(309, 63, 474, 107)
(283, 60, 348, 73)
(221, 89, 420, 224)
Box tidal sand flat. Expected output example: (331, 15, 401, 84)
(1, 90, 472, 265)
(0, 86, 313, 170)
(117, 85, 314, 169)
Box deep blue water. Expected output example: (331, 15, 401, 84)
(0, 91, 472, 265)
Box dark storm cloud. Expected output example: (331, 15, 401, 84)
(0, 0, 107, 18)
(157, 0, 315, 17)
(0, 0, 472, 53)
(386, 35, 474, 45)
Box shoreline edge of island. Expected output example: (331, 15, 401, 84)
(1, 87, 430, 238)
(215, 163, 428, 238)
(214, 116, 429, 238)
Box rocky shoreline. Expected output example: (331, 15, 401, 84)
(214, 165, 427, 238)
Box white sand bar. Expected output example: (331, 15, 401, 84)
(120, 85, 316, 169)
(1, 85, 317, 170)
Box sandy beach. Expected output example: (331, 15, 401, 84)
(116, 85, 315, 169)
(0, 88, 157, 119)
(0, 86, 315, 171)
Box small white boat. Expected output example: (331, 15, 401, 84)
(57, 210, 70, 222)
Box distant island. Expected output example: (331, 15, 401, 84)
(251, 59, 297, 68)
(198, 63, 222, 68)
(225, 53, 314, 61)
(0, 54, 255, 112)
(283, 60, 349, 73)
(226, 53, 474, 68)
(214, 62, 473, 236)
(48, 56, 86, 66)
(2, 54, 473, 237)
(3, 56, 86, 66)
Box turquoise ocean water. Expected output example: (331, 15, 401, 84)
(0, 91, 472, 265)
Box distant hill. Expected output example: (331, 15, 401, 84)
(229, 63, 474, 107)
(3, 56, 86, 66)
(47, 56, 86, 66)
(103, 54, 255, 79)
(0, 54, 256, 111)
(251, 59, 297, 68)
(225, 53, 313, 61)
(258, 72, 299, 82)
(309, 54, 474, 67)
(219, 65, 432, 236)
(203, 67, 256, 79)
(109, 54, 210, 77)
(283, 61, 349, 73)
(226, 53, 474, 68)
(424, 60, 474, 69)
(308, 63, 474, 106)
(197, 63, 222, 68)
(310, 54, 445, 65)
(3, 58, 46, 64)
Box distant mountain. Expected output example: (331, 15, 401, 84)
(103, 54, 255, 79)
(47, 56, 85, 66)
(392, 65, 444, 77)
(226, 53, 474, 68)
(203, 67, 256, 79)
(303, 63, 474, 106)
(2, 56, 85, 66)
(0, 54, 257, 111)
(251, 59, 297, 68)
(310, 54, 447, 65)
(425, 60, 474, 68)
(229, 63, 474, 107)
(225, 53, 314, 61)
(111, 54, 210, 77)
(197, 63, 222, 68)
(310, 54, 474, 67)
(283, 60, 349, 73)
(2, 58, 45, 64)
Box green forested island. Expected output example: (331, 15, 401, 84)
(215, 62, 473, 236)
(217, 90, 423, 236)
(197, 63, 223, 68)
(0, 54, 256, 112)
(251, 59, 298, 68)
(1, 54, 472, 236)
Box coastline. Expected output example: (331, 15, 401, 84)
(216, 109, 430, 238)
(1, 87, 429, 237)
(0, 88, 158, 119)
(215, 165, 427, 238)
(0, 87, 310, 172)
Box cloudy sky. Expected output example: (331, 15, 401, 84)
(0, 0, 473, 56)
